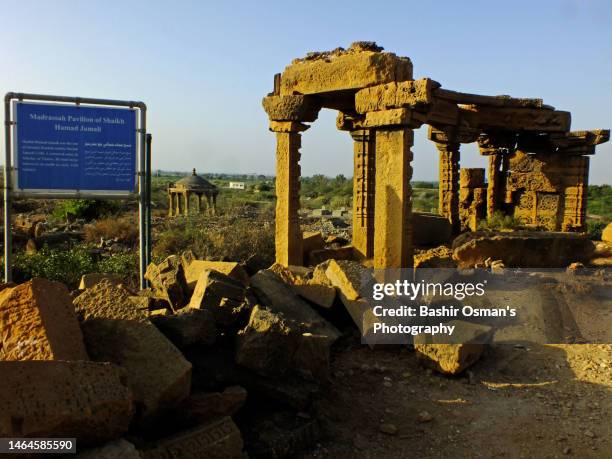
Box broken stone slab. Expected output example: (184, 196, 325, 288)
(325, 259, 369, 301)
(413, 212, 452, 247)
(414, 321, 494, 375)
(293, 283, 336, 309)
(188, 269, 250, 328)
(186, 345, 319, 411)
(0, 360, 133, 444)
(151, 308, 216, 349)
(177, 386, 247, 424)
(602, 223, 612, 243)
(237, 270, 340, 381)
(183, 259, 250, 291)
(308, 246, 355, 266)
(79, 273, 124, 290)
(452, 231, 596, 268)
(145, 255, 188, 310)
(302, 231, 325, 257)
(280, 43, 412, 96)
(0, 278, 89, 361)
(74, 280, 192, 424)
(74, 439, 140, 459)
(140, 416, 247, 459)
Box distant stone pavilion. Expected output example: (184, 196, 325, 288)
(168, 169, 219, 216)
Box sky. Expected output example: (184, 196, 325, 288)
(1, 0, 611, 184)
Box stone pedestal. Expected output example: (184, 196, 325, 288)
(373, 128, 414, 269)
(351, 129, 375, 259)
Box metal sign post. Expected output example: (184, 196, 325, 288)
(3, 92, 151, 288)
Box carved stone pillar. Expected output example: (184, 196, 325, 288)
(562, 155, 589, 231)
(271, 122, 307, 266)
(168, 193, 174, 217)
(435, 141, 460, 233)
(196, 194, 202, 213)
(184, 192, 190, 215)
(373, 127, 414, 269)
(351, 129, 375, 259)
(486, 154, 502, 217)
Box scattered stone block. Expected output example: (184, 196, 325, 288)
(237, 270, 340, 381)
(602, 223, 612, 243)
(293, 283, 336, 309)
(452, 231, 596, 268)
(188, 269, 249, 327)
(414, 321, 493, 375)
(145, 255, 188, 310)
(325, 259, 368, 301)
(302, 231, 325, 256)
(183, 259, 249, 291)
(178, 386, 247, 423)
(140, 416, 247, 459)
(79, 273, 124, 290)
(308, 246, 355, 266)
(0, 278, 88, 361)
(74, 281, 192, 423)
(0, 360, 133, 444)
(413, 212, 452, 247)
(74, 439, 140, 459)
(151, 308, 217, 349)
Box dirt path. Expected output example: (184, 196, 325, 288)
(299, 343, 611, 458)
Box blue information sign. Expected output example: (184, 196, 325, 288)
(15, 102, 137, 193)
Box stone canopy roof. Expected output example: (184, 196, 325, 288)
(173, 169, 217, 192)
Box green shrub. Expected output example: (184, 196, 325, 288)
(586, 220, 609, 240)
(479, 211, 521, 230)
(52, 199, 120, 221)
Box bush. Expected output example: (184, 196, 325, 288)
(479, 211, 521, 230)
(586, 220, 609, 240)
(84, 216, 139, 246)
(11, 245, 138, 289)
(52, 199, 120, 221)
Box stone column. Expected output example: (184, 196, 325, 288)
(351, 129, 375, 259)
(184, 192, 190, 215)
(197, 194, 202, 213)
(177, 193, 183, 215)
(168, 193, 174, 217)
(271, 122, 307, 266)
(373, 127, 414, 269)
(562, 155, 589, 231)
(435, 141, 461, 234)
(486, 154, 502, 217)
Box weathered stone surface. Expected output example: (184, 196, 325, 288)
(79, 273, 124, 290)
(178, 386, 247, 423)
(414, 321, 494, 375)
(414, 246, 455, 269)
(74, 281, 192, 423)
(145, 255, 188, 310)
(413, 212, 452, 247)
(183, 260, 249, 291)
(262, 95, 320, 122)
(363, 108, 413, 127)
(0, 361, 133, 443)
(452, 231, 596, 268)
(140, 416, 247, 459)
(74, 439, 140, 458)
(237, 270, 340, 381)
(460, 105, 571, 132)
(151, 308, 217, 349)
(602, 223, 612, 243)
(280, 43, 412, 96)
(325, 259, 368, 301)
(302, 231, 325, 256)
(0, 278, 88, 361)
(308, 246, 355, 265)
(355, 78, 436, 113)
(188, 269, 249, 327)
(293, 283, 336, 309)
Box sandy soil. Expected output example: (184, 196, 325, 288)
(299, 342, 611, 459)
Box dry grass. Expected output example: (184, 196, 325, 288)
(84, 216, 139, 246)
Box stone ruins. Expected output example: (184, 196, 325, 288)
(262, 42, 610, 269)
(168, 168, 219, 217)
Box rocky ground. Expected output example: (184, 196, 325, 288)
(302, 342, 611, 459)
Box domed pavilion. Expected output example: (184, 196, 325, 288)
(168, 169, 219, 216)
